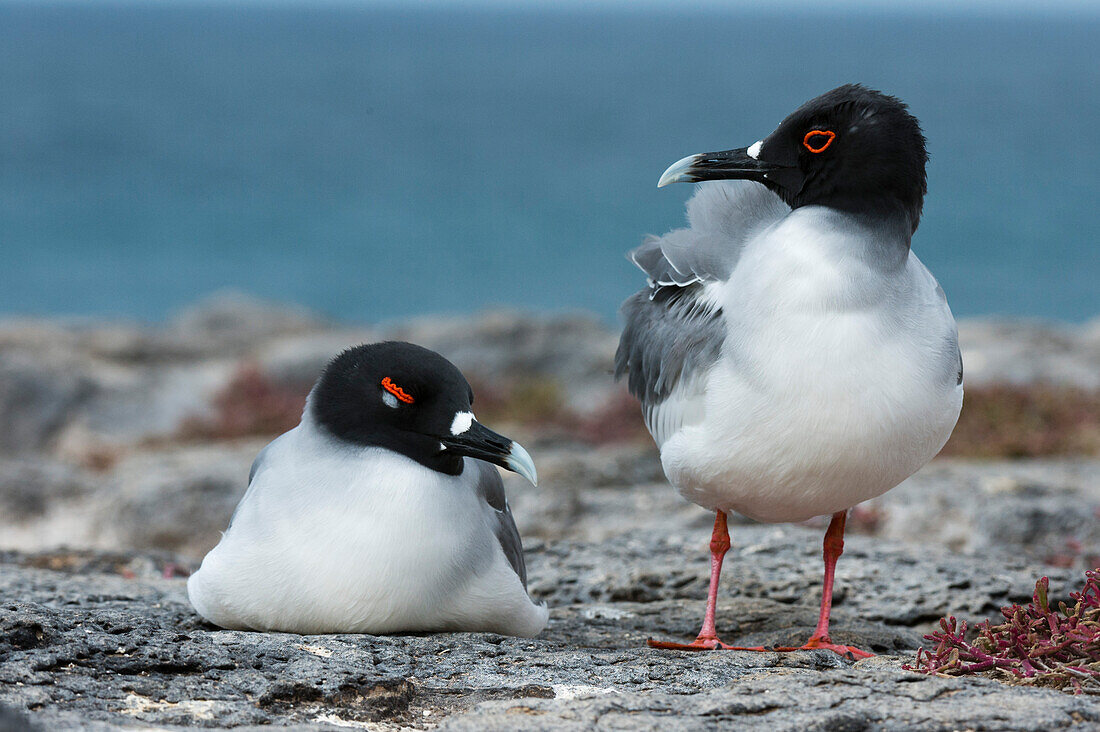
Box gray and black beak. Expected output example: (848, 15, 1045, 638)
(657, 143, 802, 192)
(440, 420, 538, 486)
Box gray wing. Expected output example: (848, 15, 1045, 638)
(632, 179, 790, 291)
(228, 438, 278, 530)
(616, 285, 724, 404)
(615, 182, 788, 426)
(473, 460, 528, 588)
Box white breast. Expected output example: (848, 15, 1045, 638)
(187, 421, 547, 637)
(658, 208, 963, 522)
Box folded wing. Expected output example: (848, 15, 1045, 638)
(615, 181, 789, 447)
(473, 459, 528, 588)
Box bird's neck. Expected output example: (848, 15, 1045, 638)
(802, 190, 922, 238)
(786, 204, 913, 273)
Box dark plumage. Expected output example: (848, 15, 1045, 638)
(312, 341, 474, 475)
(747, 83, 928, 231)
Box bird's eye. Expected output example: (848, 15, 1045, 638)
(802, 130, 836, 154)
(381, 377, 415, 406)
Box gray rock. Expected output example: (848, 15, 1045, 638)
(438, 670, 1099, 731)
(166, 291, 328, 357)
(256, 330, 377, 387)
(3, 299, 1100, 728)
(2, 302, 1099, 460)
(0, 295, 327, 456)
(878, 459, 1100, 570)
(0, 458, 93, 523)
(0, 348, 95, 454)
(959, 317, 1100, 389)
(0, 704, 37, 731)
(95, 443, 260, 557)
(0, 526, 1088, 731)
(384, 310, 620, 414)
(0, 339, 231, 456)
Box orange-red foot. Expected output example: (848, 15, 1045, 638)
(647, 636, 736, 651)
(771, 639, 874, 660)
(648, 637, 873, 659)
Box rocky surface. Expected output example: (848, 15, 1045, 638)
(958, 317, 1100, 390)
(3, 450, 1100, 729)
(2, 524, 1097, 731)
(3, 294, 1100, 729)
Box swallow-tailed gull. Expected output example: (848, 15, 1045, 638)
(188, 341, 548, 637)
(615, 84, 963, 657)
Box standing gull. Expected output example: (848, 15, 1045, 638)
(188, 341, 548, 637)
(615, 84, 963, 657)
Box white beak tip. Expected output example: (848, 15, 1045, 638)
(505, 441, 538, 487)
(657, 153, 702, 188)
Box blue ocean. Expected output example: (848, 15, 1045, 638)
(2, 3, 1098, 323)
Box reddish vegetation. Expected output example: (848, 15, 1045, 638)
(942, 384, 1100, 459)
(905, 570, 1100, 695)
(1043, 538, 1100, 571)
(179, 363, 307, 441)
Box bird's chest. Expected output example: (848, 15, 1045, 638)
(258, 454, 496, 596)
(661, 238, 959, 521)
(722, 234, 914, 399)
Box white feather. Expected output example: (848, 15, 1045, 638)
(450, 411, 475, 435)
(653, 203, 962, 523)
(188, 412, 548, 637)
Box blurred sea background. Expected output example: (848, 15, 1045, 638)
(3, 1, 1098, 324)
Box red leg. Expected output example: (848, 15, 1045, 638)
(648, 511, 736, 650)
(771, 510, 873, 659)
(649, 509, 873, 659)
(809, 509, 846, 644)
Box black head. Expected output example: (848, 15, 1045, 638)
(658, 84, 928, 232)
(310, 341, 537, 484)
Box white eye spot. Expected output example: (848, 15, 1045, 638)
(450, 411, 475, 435)
(747, 140, 763, 160)
(382, 391, 400, 409)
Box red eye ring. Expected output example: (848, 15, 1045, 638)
(803, 129, 836, 153)
(381, 377, 415, 404)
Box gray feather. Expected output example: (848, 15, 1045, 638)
(616, 181, 789, 406)
(615, 286, 724, 404)
(473, 460, 528, 588)
(630, 180, 789, 293)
